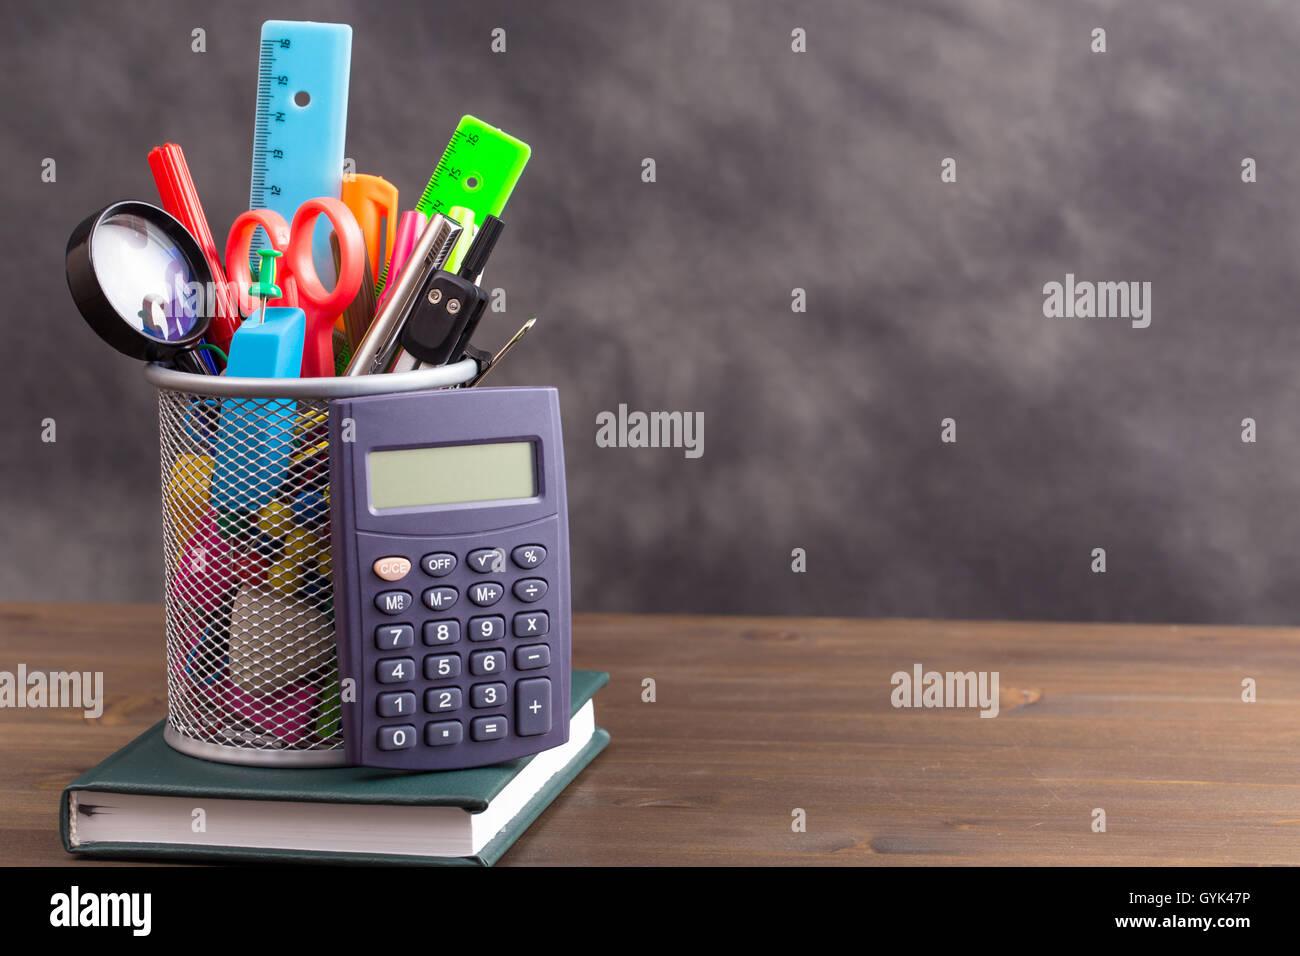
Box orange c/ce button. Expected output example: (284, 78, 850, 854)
(373, 556, 412, 582)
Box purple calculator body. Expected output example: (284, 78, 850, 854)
(329, 387, 571, 770)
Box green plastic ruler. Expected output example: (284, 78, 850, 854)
(376, 115, 530, 293)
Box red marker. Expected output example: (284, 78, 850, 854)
(148, 143, 241, 354)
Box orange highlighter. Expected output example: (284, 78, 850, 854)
(340, 174, 397, 305)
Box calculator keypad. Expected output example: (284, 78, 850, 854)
(346, 526, 568, 770)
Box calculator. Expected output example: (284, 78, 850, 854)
(328, 386, 571, 770)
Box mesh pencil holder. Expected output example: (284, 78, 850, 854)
(146, 359, 478, 767)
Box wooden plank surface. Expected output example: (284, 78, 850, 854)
(2, 603, 1299, 865)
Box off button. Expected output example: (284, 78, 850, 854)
(373, 556, 412, 582)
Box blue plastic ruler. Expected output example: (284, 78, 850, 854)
(249, 20, 352, 280)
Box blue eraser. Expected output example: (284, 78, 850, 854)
(225, 307, 306, 379)
(210, 307, 306, 513)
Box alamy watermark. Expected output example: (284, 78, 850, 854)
(595, 404, 704, 459)
(891, 663, 1000, 718)
(1043, 273, 1151, 328)
(0, 665, 103, 718)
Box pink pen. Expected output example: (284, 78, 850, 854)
(377, 210, 428, 307)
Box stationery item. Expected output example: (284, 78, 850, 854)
(60, 671, 609, 865)
(266, 526, 323, 597)
(340, 174, 398, 285)
(375, 210, 426, 300)
(228, 585, 331, 694)
(343, 214, 461, 375)
(444, 205, 475, 275)
(390, 216, 504, 372)
(220, 680, 321, 745)
(224, 197, 364, 377)
(332, 232, 377, 350)
(465, 317, 538, 387)
(248, 248, 283, 317)
(147, 143, 241, 353)
(412, 115, 530, 225)
(329, 386, 572, 770)
(209, 308, 306, 514)
(172, 510, 239, 615)
(65, 201, 215, 374)
(164, 453, 214, 545)
(248, 19, 352, 280)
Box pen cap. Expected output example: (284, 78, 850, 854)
(459, 216, 505, 280)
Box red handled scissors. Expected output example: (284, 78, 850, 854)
(225, 198, 364, 378)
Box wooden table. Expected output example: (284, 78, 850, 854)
(3, 603, 1298, 865)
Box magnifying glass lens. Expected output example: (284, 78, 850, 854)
(92, 212, 202, 342)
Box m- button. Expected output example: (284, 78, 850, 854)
(372, 556, 411, 582)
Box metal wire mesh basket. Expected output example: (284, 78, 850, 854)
(146, 360, 478, 766)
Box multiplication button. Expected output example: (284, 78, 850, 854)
(513, 611, 549, 638)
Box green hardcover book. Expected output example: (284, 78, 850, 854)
(61, 670, 609, 866)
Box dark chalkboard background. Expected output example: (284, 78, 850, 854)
(4, 0, 1299, 623)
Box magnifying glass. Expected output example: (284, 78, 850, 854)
(66, 201, 215, 374)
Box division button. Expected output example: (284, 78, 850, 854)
(513, 578, 548, 603)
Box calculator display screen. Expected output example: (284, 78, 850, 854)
(367, 441, 537, 510)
